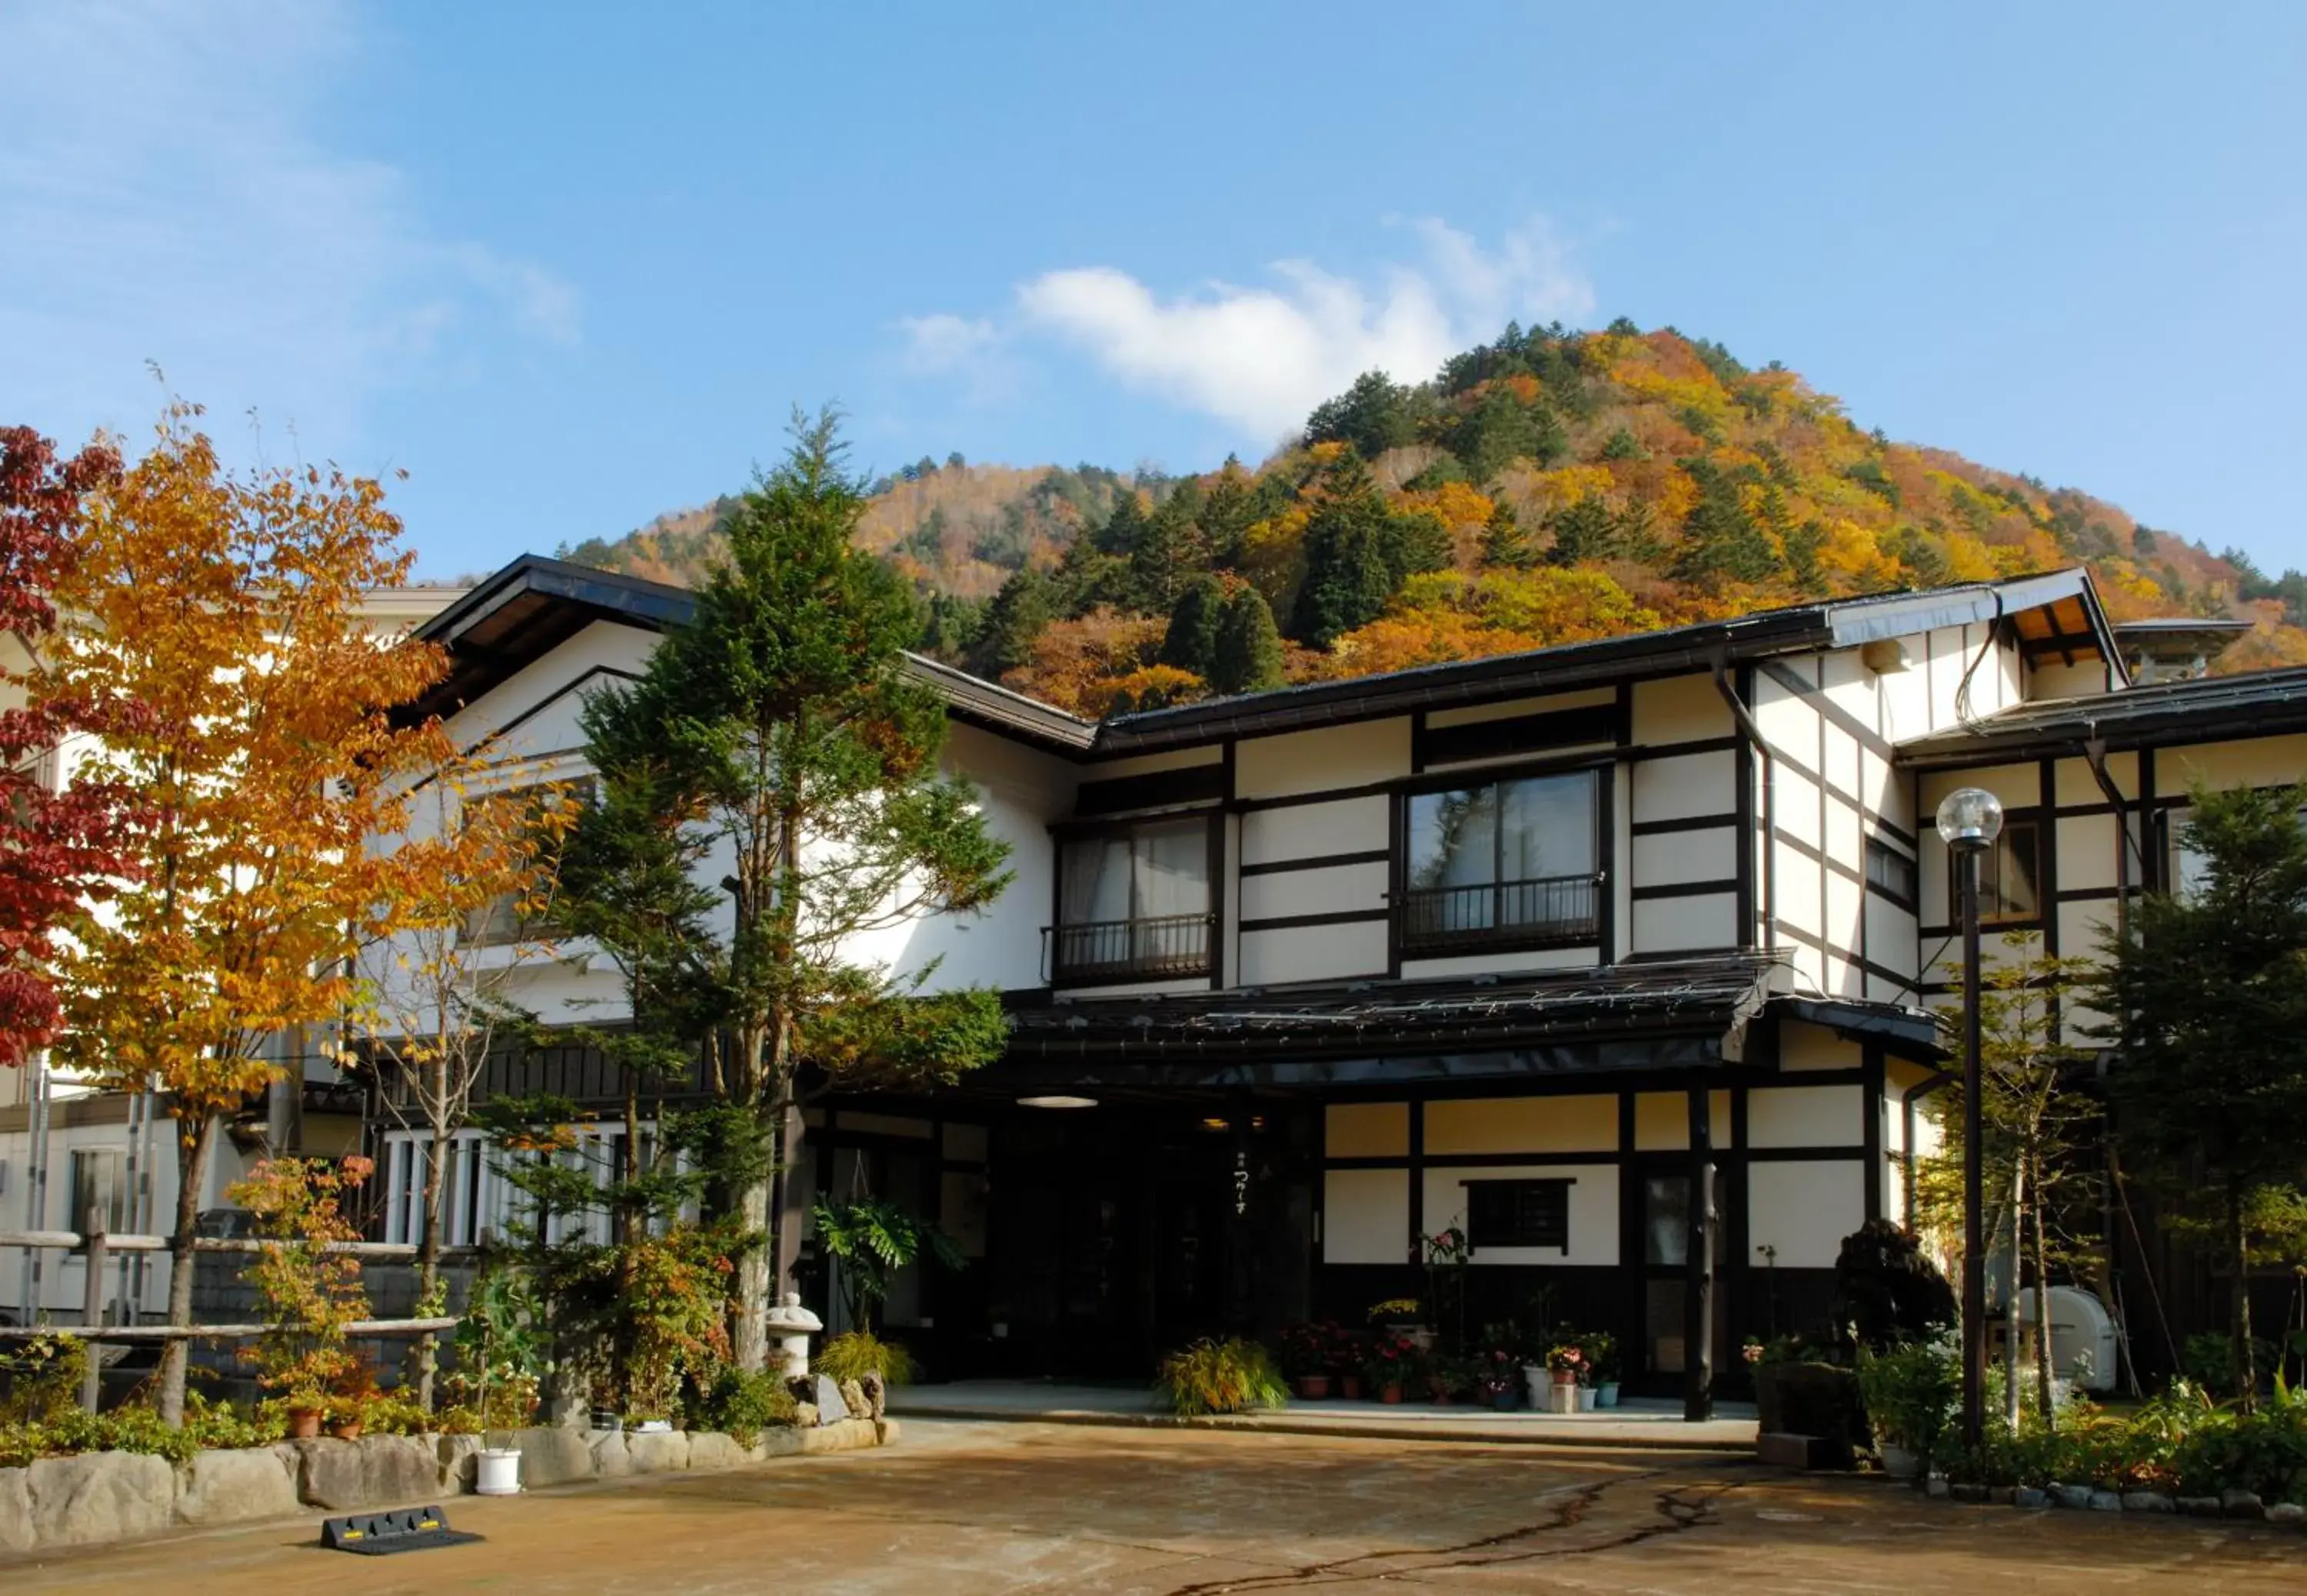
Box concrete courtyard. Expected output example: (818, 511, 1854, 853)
(6, 1418, 2302, 1594)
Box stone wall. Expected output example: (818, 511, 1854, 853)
(0, 1417, 895, 1558)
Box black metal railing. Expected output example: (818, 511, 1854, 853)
(1045, 911, 1215, 984)
(1398, 873, 1603, 953)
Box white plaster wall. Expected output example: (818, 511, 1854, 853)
(1240, 796, 1388, 866)
(1235, 720, 1410, 801)
(1630, 892, 1736, 955)
(1749, 1160, 1864, 1268)
(1632, 750, 1736, 823)
(1632, 673, 1730, 745)
(1746, 1083, 1862, 1148)
(1325, 1102, 1409, 1158)
(1240, 862, 1388, 922)
(1323, 1168, 1409, 1264)
(1779, 1022, 1859, 1072)
(1400, 946, 1599, 980)
(1423, 1095, 1615, 1155)
(1424, 1163, 1618, 1265)
(1238, 920, 1387, 986)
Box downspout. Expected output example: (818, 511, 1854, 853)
(2081, 730, 2145, 937)
(1902, 1069, 1956, 1232)
(1711, 654, 1775, 950)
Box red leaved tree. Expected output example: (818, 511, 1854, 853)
(0, 427, 138, 1064)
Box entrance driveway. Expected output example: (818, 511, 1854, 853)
(8, 1419, 2301, 1594)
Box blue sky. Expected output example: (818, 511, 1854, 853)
(4, 2, 2303, 579)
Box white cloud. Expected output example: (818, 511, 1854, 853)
(897, 313, 1000, 374)
(0, 0, 578, 455)
(906, 218, 1595, 447)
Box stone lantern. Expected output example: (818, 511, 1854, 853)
(762, 1292, 823, 1381)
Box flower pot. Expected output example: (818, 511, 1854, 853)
(1523, 1365, 1549, 1407)
(1576, 1386, 1596, 1413)
(1297, 1375, 1333, 1401)
(286, 1407, 322, 1441)
(1879, 1442, 1920, 1480)
(1338, 1375, 1363, 1401)
(1378, 1383, 1403, 1405)
(476, 1446, 522, 1497)
(1489, 1389, 1519, 1412)
(1596, 1382, 1620, 1408)
(632, 1418, 673, 1434)
(328, 1418, 365, 1441)
(1547, 1382, 1581, 1415)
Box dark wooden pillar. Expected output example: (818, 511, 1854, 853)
(1684, 1087, 1716, 1421)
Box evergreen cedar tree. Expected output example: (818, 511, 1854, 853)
(2089, 783, 2307, 1411)
(30, 408, 469, 1424)
(571, 407, 1012, 1370)
(0, 427, 138, 1065)
(568, 322, 2307, 716)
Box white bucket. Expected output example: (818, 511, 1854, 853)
(475, 1448, 522, 1496)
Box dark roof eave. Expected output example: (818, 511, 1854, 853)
(1896, 665, 2307, 770)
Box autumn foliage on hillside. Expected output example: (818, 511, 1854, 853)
(564, 323, 2307, 714)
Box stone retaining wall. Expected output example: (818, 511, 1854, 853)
(0, 1417, 896, 1558)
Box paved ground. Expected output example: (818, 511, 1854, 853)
(893, 1378, 1760, 1450)
(8, 1419, 2303, 1594)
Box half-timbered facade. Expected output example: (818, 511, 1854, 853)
(28, 552, 2289, 1405)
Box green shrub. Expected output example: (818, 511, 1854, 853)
(1155, 1338, 1288, 1417)
(695, 1367, 800, 1445)
(0, 1335, 88, 1425)
(814, 1330, 917, 1388)
(1856, 1338, 1959, 1460)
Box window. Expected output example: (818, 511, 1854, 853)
(1946, 819, 2040, 923)
(1401, 770, 1600, 950)
(1865, 836, 1916, 906)
(459, 780, 589, 947)
(68, 1149, 128, 1235)
(1052, 817, 1213, 981)
(1464, 1178, 1571, 1250)
(1976, 820, 2040, 923)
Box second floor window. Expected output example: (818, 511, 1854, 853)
(1054, 818, 1213, 981)
(1402, 770, 1601, 951)
(1949, 819, 2040, 924)
(460, 779, 589, 947)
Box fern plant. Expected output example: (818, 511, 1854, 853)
(1156, 1338, 1289, 1417)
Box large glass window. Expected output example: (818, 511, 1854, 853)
(1402, 770, 1600, 949)
(1054, 818, 1213, 980)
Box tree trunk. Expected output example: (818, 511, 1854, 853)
(156, 1114, 215, 1426)
(2230, 1181, 2258, 1413)
(734, 1144, 775, 1371)
(2029, 1159, 2055, 1419)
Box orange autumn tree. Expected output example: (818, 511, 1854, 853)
(38, 407, 460, 1424)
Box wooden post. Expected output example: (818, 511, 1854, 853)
(79, 1205, 108, 1411)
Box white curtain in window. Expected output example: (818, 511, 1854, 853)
(1061, 836, 1134, 923)
(1132, 823, 1208, 919)
(1500, 773, 1596, 881)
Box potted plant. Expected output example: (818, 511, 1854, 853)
(1426, 1352, 1463, 1405)
(1367, 1297, 1432, 1352)
(1473, 1348, 1520, 1411)
(1856, 1338, 1958, 1480)
(1545, 1340, 1588, 1414)
(1366, 1331, 1420, 1402)
(452, 1262, 551, 1496)
(284, 1388, 325, 1440)
(1585, 1332, 1621, 1408)
(1279, 1322, 1333, 1400)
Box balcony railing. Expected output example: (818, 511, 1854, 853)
(1398, 873, 1603, 954)
(1045, 911, 1215, 985)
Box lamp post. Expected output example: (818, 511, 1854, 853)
(1936, 786, 2003, 1461)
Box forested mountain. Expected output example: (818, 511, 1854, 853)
(559, 322, 2307, 714)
